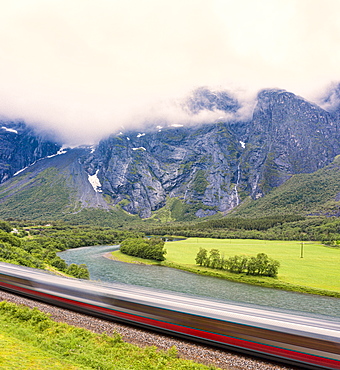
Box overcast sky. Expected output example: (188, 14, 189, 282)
(0, 0, 339, 145)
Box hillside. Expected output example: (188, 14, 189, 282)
(0, 147, 110, 220)
(232, 155, 340, 218)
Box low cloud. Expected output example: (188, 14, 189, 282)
(0, 0, 339, 145)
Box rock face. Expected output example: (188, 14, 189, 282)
(239, 89, 340, 199)
(0, 121, 61, 183)
(86, 123, 242, 218)
(1, 88, 340, 219)
(82, 89, 340, 218)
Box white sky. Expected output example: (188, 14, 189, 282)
(0, 0, 339, 145)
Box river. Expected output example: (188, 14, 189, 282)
(58, 244, 340, 320)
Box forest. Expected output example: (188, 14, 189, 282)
(143, 215, 340, 244)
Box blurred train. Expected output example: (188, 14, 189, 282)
(0, 262, 339, 369)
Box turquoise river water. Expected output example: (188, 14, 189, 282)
(58, 244, 340, 320)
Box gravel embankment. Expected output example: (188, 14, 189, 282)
(0, 290, 296, 370)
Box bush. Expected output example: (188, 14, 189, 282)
(66, 263, 90, 279)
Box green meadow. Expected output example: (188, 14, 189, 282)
(112, 237, 340, 296)
(165, 238, 340, 294)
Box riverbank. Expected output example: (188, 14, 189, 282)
(108, 249, 340, 298)
(103, 251, 159, 265)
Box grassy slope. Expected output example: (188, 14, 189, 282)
(0, 333, 87, 370)
(0, 168, 77, 220)
(0, 301, 218, 370)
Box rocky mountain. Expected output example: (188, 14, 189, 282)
(1, 87, 340, 221)
(0, 121, 61, 183)
(239, 89, 340, 198)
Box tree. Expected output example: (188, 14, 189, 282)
(0, 220, 12, 233)
(237, 256, 248, 273)
(195, 248, 208, 266)
(226, 255, 242, 273)
(50, 257, 67, 271)
(209, 249, 221, 269)
(246, 256, 258, 275)
(66, 264, 89, 279)
(264, 258, 280, 277)
(255, 253, 270, 275)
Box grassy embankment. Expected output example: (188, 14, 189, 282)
(0, 301, 218, 370)
(111, 238, 340, 297)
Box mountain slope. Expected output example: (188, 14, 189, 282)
(0, 87, 340, 221)
(0, 147, 109, 220)
(87, 122, 244, 218)
(239, 89, 340, 198)
(232, 155, 340, 217)
(0, 121, 61, 183)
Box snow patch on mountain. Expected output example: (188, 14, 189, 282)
(88, 169, 102, 192)
(2, 126, 18, 134)
(47, 147, 68, 158)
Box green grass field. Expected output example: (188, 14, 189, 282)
(0, 301, 218, 370)
(164, 238, 340, 293)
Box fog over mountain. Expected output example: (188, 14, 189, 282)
(2, 86, 340, 221)
(0, 0, 339, 145)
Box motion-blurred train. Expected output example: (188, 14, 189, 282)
(0, 262, 339, 369)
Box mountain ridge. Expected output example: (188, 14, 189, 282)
(1, 87, 340, 221)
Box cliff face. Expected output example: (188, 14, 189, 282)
(0, 121, 61, 183)
(82, 89, 340, 218)
(1, 88, 340, 220)
(239, 89, 340, 199)
(86, 123, 242, 218)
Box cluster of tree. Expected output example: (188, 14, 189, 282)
(120, 237, 167, 261)
(0, 223, 127, 278)
(194, 215, 305, 231)
(19, 239, 89, 279)
(14, 224, 143, 278)
(195, 248, 280, 277)
(23, 224, 141, 250)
